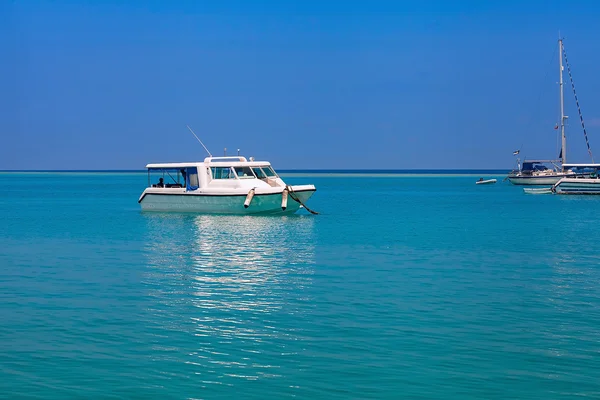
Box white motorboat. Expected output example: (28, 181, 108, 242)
(552, 166, 600, 194)
(507, 38, 594, 185)
(138, 156, 317, 214)
(476, 178, 497, 185)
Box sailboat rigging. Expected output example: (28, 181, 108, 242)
(507, 38, 593, 185)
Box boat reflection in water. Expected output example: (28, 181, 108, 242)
(189, 214, 316, 311)
(142, 213, 316, 385)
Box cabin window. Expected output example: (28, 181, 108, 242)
(187, 167, 199, 189)
(211, 167, 235, 179)
(252, 167, 267, 179)
(234, 166, 255, 179)
(148, 168, 186, 188)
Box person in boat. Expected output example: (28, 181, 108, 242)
(478, 178, 483, 182)
(156, 177, 164, 187)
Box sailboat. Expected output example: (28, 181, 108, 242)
(507, 38, 594, 185)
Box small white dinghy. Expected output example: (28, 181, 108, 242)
(523, 187, 553, 195)
(476, 178, 497, 185)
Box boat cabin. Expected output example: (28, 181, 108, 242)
(562, 163, 600, 178)
(520, 160, 561, 174)
(145, 156, 284, 191)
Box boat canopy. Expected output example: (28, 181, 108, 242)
(146, 157, 274, 170)
(562, 163, 600, 168)
(522, 162, 550, 172)
(146, 162, 199, 169)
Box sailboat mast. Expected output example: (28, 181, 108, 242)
(559, 38, 567, 165)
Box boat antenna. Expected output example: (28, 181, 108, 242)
(186, 125, 212, 157)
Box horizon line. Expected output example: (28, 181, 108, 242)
(0, 168, 512, 173)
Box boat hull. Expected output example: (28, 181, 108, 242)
(139, 185, 316, 214)
(476, 179, 497, 185)
(507, 174, 573, 185)
(553, 178, 600, 195)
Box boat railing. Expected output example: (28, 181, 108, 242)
(205, 156, 248, 163)
(151, 183, 184, 188)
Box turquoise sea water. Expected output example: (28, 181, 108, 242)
(2, 172, 600, 399)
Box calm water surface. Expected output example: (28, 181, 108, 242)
(1, 172, 600, 399)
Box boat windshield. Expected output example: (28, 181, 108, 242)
(252, 167, 267, 179)
(264, 166, 277, 177)
(234, 166, 255, 179)
(252, 166, 278, 178)
(211, 167, 235, 179)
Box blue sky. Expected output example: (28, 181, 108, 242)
(2, 0, 600, 170)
